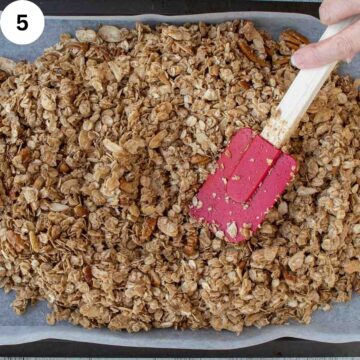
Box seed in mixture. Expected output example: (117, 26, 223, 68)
(227, 221, 238, 238)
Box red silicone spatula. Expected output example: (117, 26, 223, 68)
(190, 18, 357, 243)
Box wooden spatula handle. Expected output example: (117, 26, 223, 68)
(261, 16, 360, 148)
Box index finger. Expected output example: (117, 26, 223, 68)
(291, 19, 360, 68)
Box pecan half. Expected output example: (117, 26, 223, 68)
(280, 29, 310, 50)
(238, 40, 267, 67)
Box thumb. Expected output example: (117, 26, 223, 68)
(291, 20, 360, 69)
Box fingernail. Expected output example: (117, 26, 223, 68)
(291, 52, 304, 69)
(345, 57, 353, 64)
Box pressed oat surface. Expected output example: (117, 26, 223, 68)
(0, 20, 359, 333)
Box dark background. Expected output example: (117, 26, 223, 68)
(0, 0, 359, 357)
(0, 0, 320, 16)
(2, 339, 360, 357)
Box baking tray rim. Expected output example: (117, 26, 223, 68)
(0, 11, 359, 350)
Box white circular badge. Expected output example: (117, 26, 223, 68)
(0, 0, 44, 45)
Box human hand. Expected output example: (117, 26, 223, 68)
(291, 0, 360, 69)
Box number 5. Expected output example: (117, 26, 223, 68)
(17, 14, 28, 31)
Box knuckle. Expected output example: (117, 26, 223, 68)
(307, 45, 323, 65)
(335, 36, 354, 58)
(319, 0, 335, 23)
(319, 0, 329, 9)
(319, 4, 330, 22)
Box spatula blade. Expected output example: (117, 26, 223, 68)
(190, 128, 296, 243)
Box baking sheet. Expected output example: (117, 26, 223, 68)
(0, 12, 359, 349)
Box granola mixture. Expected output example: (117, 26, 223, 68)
(0, 21, 359, 333)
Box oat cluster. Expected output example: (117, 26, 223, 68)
(0, 21, 359, 333)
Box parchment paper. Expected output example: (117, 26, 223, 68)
(0, 12, 359, 349)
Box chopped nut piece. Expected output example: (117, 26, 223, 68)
(60, 179, 80, 195)
(157, 217, 178, 237)
(22, 187, 38, 204)
(239, 80, 251, 89)
(183, 225, 198, 256)
(108, 57, 130, 82)
(238, 40, 267, 66)
(59, 162, 71, 174)
(141, 217, 157, 240)
(288, 252, 304, 272)
(190, 154, 210, 165)
(7, 230, 25, 252)
(124, 138, 146, 155)
(149, 130, 168, 149)
(29, 231, 39, 253)
(280, 29, 309, 50)
(74, 205, 89, 217)
(203, 89, 218, 101)
(82, 266, 93, 285)
(252, 246, 278, 265)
